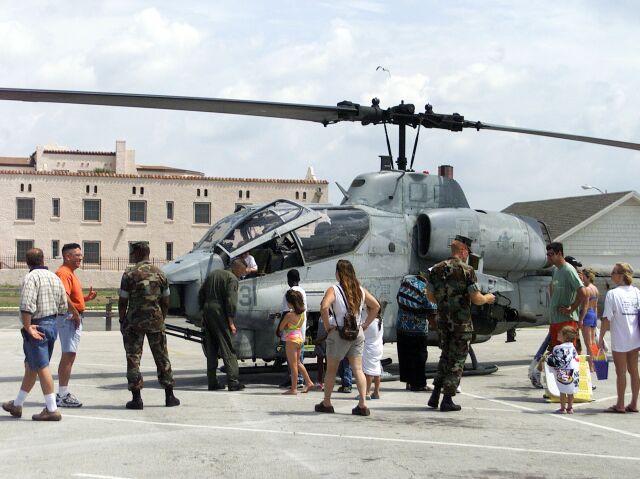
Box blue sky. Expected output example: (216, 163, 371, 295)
(1, 1, 639, 210)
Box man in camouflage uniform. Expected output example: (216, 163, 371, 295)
(426, 235, 495, 412)
(118, 241, 180, 409)
(198, 259, 246, 391)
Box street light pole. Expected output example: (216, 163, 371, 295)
(581, 184, 607, 194)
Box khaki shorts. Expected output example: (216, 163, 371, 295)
(326, 327, 364, 359)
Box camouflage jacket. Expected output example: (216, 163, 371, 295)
(119, 260, 170, 332)
(427, 257, 479, 333)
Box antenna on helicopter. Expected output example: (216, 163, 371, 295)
(335, 182, 350, 201)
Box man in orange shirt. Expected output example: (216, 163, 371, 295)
(55, 243, 97, 407)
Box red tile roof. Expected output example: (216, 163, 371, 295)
(0, 169, 328, 184)
(41, 149, 115, 156)
(0, 157, 32, 166)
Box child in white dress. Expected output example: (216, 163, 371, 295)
(546, 326, 580, 414)
(362, 317, 384, 400)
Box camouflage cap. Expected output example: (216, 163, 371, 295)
(454, 235, 473, 252)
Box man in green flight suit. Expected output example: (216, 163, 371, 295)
(198, 259, 247, 391)
(426, 235, 495, 412)
(118, 241, 180, 409)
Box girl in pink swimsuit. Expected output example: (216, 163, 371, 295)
(277, 289, 315, 395)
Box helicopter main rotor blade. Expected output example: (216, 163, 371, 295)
(0, 88, 374, 124)
(466, 121, 640, 151)
(2, 88, 639, 152)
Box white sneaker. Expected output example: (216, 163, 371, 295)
(456, 385, 462, 393)
(56, 393, 82, 408)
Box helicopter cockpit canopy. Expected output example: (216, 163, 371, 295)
(194, 208, 250, 252)
(215, 200, 321, 258)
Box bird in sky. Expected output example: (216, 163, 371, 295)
(376, 65, 391, 78)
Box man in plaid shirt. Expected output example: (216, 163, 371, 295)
(2, 248, 67, 421)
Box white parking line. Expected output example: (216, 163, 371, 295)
(63, 413, 640, 462)
(73, 474, 132, 479)
(461, 391, 640, 439)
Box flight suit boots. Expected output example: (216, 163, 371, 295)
(165, 387, 181, 407)
(126, 390, 144, 410)
(440, 394, 462, 412)
(427, 386, 441, 409)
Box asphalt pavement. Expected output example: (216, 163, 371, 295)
(1, 323, 639, 478)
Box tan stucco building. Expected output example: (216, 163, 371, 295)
(0, 141, 328, 276)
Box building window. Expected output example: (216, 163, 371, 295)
(140, 187, 144, 195)
(52, 198, 60, 217)
(194, 202, 211, 224)
(296, 192, 299, 200)
(83, 199, 101, 221)
(246, 190, 250, 199)
(28, 184, 32, 192)
(83, 241, 100, 264)
(129, 200, 147, 223)
(16, 198, 35, 220)
(16, 240, 34, 262)
(197, 188, 201, 197)
(166, 201, 174, 220)
(20, 184, 24, 192)
(166, 242, 174, 261)
(94, 185, 98, 194)
(239, 190, 243, 199)
(132, 186, 136, 194)
(303, 192, 307, 200)
(52, 240, 60, 258)
(86, 185, 90, 194)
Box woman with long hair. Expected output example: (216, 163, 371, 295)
(315, 260, 380, 416)
(598, 263, 640, 413)
(579, 267, 599, 373)
(277, 289, 315, 395)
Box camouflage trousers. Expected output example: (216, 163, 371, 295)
(122, 327, 175, 391)
(433, 328, 473, 396)
(203, 305, 240, 387)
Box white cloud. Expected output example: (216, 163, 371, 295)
(1, 1, 639, 210)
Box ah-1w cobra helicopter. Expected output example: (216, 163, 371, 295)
(2, 88, 639, 370)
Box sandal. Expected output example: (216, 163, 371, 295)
(355, 394, 371, 400)
(554, 408, 566, 414)
(566, 408, 574, 414)
(370, 392, 380, 400)
(625, 405, 639, 413)
(604, 405, 626, 413)
(352, 405, 370, 416)
(314, 402, 334, 413)
(282, 390, 298, 396)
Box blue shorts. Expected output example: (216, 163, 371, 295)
(22, 316, 58, 370)
(57, 313, 83, 353)
(583, 308, 597, 328)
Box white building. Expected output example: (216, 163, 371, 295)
(0, 141, 328, 276)
(503, 191, 640, 271)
